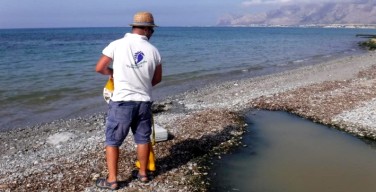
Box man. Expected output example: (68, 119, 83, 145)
(95, 11, 162, 190)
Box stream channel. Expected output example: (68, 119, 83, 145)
(209, 110, 376, 192)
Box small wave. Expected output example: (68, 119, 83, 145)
(293, 59, 307, 63)
(0, 87, 79, 106)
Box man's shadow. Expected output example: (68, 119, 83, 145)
(115, 122, 241, 189)
(116, 125, 239, 189)
(154, 125, 239, 176)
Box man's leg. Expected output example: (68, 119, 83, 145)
(137, 143, 150, 177)
(97, 101, 132, 189)
(106, 146, 119, 182)
(134, 102, 152, 181)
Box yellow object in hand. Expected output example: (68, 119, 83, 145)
(103, 78, 114, 103)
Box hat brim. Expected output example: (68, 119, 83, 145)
(129, 23, 158, 27)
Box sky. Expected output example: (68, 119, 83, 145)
(0, 0, 346, 29)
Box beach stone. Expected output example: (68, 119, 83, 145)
(46, 132, 76, 145)
(0, 184, 8, 189)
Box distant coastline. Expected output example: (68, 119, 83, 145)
(217, 24, 376, 29)
(1, 24, 376, 30)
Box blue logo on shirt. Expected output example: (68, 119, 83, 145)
(134, 51, 145, 65)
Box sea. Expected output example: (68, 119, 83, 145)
(1, 27, 375, 131)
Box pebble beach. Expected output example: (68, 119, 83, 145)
(1, 52, 376, 191)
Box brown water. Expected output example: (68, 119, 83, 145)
(209, 110, 376, 192)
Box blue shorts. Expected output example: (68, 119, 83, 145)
(105, 101, 152, 147)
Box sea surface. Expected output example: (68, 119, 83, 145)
(0, 27, 375, 131)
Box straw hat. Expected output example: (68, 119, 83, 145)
(129, 11, 158, 27)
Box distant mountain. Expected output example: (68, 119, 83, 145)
(218, 0, 376, 26)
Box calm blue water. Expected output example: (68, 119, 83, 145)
(0, 27, 375, 131)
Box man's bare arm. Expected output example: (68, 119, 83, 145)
(95, 55, 113, 76)
(152, 64, 162, 86)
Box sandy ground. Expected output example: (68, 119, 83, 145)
(1, 52, 376, 191)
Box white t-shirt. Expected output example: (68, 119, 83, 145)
(102, 33, 161, 102)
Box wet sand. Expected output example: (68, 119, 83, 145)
(1, 52, 376, 191)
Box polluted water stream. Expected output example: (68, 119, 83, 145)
(209, 110, 376, 192)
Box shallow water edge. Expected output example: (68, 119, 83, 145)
(209, 110, 376, 192)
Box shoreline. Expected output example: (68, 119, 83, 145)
(1, 52, 376, 191)
(0, 48, 364, 133)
